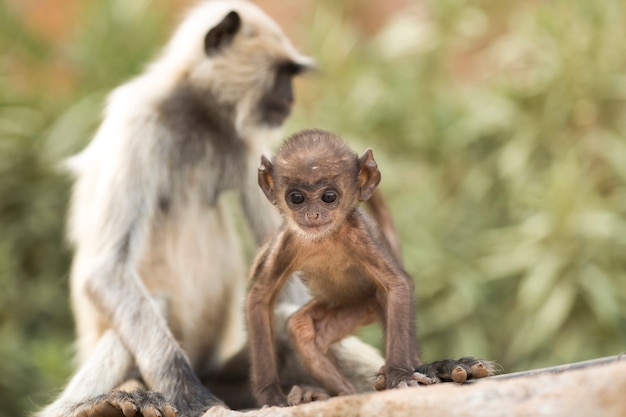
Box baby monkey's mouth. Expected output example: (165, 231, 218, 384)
(299, 221, 333, 235)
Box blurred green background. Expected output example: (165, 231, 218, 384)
(1, 0, 625, 415)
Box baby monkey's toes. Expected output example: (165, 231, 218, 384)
(373, 367, 436, 391)
(287, 385, 331, 406)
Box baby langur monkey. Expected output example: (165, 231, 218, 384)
(247, 129, 494, 407)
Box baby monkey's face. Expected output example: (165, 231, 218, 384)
(282, 182, 343, 237)
(257, 129, 381, 241)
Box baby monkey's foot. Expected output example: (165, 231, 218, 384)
(287, 385, 331, 406)
(374, 367, 436, 391)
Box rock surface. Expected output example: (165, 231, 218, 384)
(203, 359, 626, 417)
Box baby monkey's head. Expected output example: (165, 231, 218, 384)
(258, 129, 381, 238)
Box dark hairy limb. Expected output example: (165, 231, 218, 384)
(374, 357, 498, 390)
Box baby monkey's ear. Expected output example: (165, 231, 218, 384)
(357, 149, 381, 201)
(258, 155, 277, 205)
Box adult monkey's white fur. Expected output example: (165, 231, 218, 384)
(38, 1, 383, 417)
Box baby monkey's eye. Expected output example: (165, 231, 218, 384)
(321, 191, 337, 204)
(288, 192, 305, 205)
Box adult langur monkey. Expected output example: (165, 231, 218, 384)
(38, 2, 392, 416)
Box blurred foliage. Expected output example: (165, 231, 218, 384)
(0, 1, 174, 415)
(1, 0, 625, 415)
(292, 0, 626, 371)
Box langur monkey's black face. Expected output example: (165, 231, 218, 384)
(258, 130, 382, 238)
(259, 61, 308, 127)
(199, 10, 313, 129)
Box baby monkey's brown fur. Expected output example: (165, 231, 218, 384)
(246, 129, 433, 406)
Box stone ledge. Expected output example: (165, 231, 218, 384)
(204, 357, 626, 417)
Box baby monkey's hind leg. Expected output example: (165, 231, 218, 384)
(287, 300, 377, 399)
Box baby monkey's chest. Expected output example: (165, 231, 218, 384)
(296, 248, 377, 304)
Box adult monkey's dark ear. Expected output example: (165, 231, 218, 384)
(204, 11, 241, 55)
(258, 155, 277, 205)
(357, 149, 381, 201)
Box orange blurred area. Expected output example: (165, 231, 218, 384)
(3, 0, 415, 96)
(6, 0, 82, 42)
